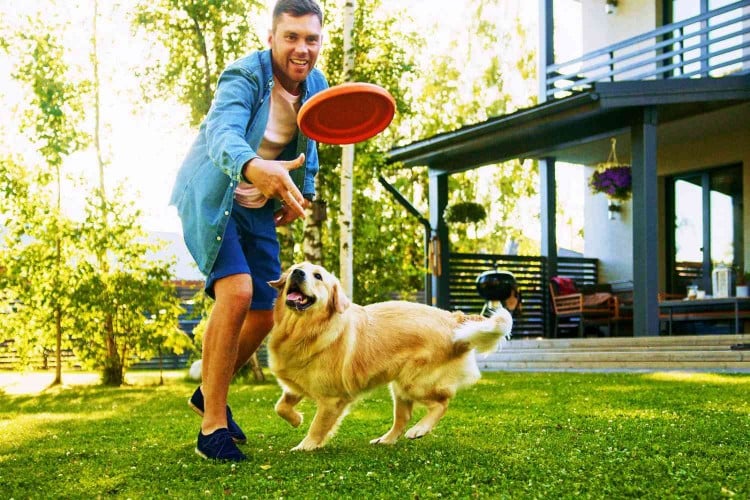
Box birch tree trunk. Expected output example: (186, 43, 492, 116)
(302, 178, 324, 265)
(339, 0, 356, 297)
(92, 0, 122, 386)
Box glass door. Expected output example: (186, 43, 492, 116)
(667, 164, 743, 295)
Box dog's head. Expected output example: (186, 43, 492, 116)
(269, 262, 351, 316)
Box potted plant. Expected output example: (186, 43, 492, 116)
(444, 201, 487, 239)
(589, 165, 632, 201)
(589, 138, 632, 220)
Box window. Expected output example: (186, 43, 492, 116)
(666, 164, 743, 294)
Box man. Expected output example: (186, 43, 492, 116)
(170, 0, 327, 461)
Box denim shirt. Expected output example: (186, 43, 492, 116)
(170, 50, 328, 275)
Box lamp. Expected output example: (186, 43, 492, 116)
(607, 199, 621, 220)
(605, 0, 618, 14)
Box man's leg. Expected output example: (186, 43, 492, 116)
(234, 309, 274, 373)
(200, 273, 252, 436)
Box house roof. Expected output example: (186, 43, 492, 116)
(387, 75, 750, 173)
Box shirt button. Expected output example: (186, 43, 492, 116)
(216, 236, 221, 241)
(224, 210, 230, 216)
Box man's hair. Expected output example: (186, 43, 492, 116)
(272, 0, 324, 30)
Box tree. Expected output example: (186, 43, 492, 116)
(133, 0, 272, 381)
(133, 0, 265, 127)
(399, 0, 539, 257)
(0, 157, 67, 370)
(131, 0, 541, 308)
(338, 0, 356, 297)
(1, 8, 190, 386)
(304, 0, 426, 303)
(8, 22, 89, 385)
(70, 189, 190, 385)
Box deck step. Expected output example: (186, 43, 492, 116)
(482, 334, 750, 372)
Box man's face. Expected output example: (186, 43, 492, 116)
(269, 13, 323, 93)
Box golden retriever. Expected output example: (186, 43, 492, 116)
(267, 262, 513, 451)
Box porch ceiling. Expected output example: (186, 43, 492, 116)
(387, 75, 750, 172)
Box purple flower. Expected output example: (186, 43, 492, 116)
(590, 165, 632, 201)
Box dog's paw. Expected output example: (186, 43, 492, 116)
(291, 439, 322, 452)
(369, 434, 398, 445)
(285, 411, 303, 428)
(276, 407, 304, 427)
(405, 424, 432, 440)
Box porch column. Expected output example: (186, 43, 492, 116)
(540, 157, 558, 275)
(540, 157, 558, 337)
(631, 106, 660, 335)
(428, 169, 450, 309)
(538, 0, 554, 103)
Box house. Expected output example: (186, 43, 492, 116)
(387, 0, 750, 336)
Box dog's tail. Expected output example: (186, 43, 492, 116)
(452, 308, 513, 354)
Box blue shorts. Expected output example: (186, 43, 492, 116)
(205, 201, 280, 310)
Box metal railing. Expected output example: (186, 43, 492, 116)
(546, 1, 750, 99)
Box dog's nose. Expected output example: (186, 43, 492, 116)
(291, 268, 305, 281)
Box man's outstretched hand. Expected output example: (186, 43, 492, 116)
(242, 153, 307, 220)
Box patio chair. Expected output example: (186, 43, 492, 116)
(611, 284, 634, 336)
(548, 277, 617, 337)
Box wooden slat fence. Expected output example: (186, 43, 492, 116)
(0, 343, 81, 370)
(449, 253, 599, 338)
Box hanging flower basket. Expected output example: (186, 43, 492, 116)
(444, 201, 486, 225)
(589, 138, 632, 202)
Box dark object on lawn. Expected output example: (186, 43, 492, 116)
(476, 270, 522, 318)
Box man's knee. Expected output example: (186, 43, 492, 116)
(215, 274, 253, 306)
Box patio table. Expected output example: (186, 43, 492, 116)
(659, 297, 750, 334)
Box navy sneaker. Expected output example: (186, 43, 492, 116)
(195, 428, 247, 462)
(188, 386, 247, 444)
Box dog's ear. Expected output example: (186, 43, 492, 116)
(268, 271, 288, 290)
(330, 282, 351, 314)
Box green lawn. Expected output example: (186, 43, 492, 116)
(1, 370, 748, 499)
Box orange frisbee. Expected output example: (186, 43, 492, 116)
(298, 82, 396, 145)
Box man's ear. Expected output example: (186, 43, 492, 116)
(268, 271, 288, 290)
(330, 282, 351, 314)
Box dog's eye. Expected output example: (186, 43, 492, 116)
(314, 272, 323, 280)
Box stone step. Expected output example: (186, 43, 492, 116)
(503, 334, 747, 351)
(481, 334, 750, 372)
(486, 350, 746, 363)
(480, 360, 750, 372)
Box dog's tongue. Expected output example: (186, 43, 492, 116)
(287, 291, 304, 302)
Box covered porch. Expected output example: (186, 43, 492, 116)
(387, 75, 750, 336)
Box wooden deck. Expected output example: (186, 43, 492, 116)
(481, 334, 750, 373)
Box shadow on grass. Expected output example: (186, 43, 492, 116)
(0, 371, 748, 498)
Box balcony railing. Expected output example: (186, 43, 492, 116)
(546, 1, 750, 99)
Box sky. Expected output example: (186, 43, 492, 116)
(0, 0, 584, 275)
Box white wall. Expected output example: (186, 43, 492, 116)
(581, 0, 659, 50)
(566, 2, 750, 286)
(583, 104, 750, 287)
(578, 0, 656, 285)
(584, 175, 634, 284)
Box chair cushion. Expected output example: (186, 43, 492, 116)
(551, 276, 578, 296)
(583, 292, 612, 307)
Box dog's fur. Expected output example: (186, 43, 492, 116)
(267, 262, 513, 451)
